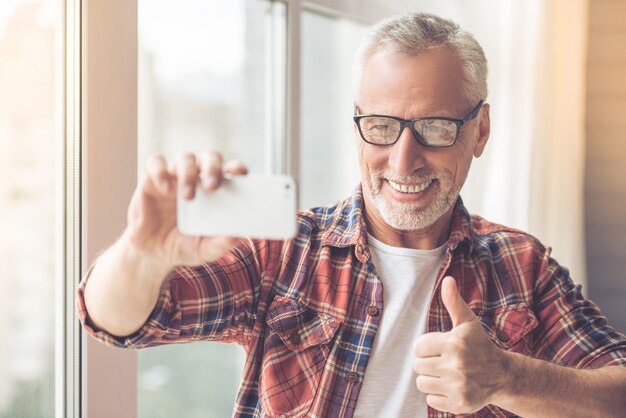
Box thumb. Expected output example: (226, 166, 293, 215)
(441, 276, 476, 327)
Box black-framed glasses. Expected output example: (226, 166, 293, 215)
(353, 100, 484, 147)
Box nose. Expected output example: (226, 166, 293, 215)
(388, 125, 426, 177)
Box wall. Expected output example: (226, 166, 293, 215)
(585, 0, 626, 334)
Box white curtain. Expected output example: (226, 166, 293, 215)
(415, 0, 590, 290)
(528, 1, 589, 293)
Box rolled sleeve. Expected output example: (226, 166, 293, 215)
(532, 249, 626, 368)
(77, 269, 179, 348)
(77, 238, 269, 349)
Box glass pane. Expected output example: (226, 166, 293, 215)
(0, 0, 58, 416)
(137, 1, 285, 417)
(138, 0, 285, 172)
(138, 343, 244, 418)
(300, 11, 367, 209)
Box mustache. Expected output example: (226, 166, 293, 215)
(372, 168, 438, 183)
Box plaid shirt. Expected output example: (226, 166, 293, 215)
(77, 185, 626, 418)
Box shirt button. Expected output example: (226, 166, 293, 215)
(496, 330, 509, 343)
(289, 332, 301, 345)
(366, 305, 379, 316)
(347, 371, 359, 383)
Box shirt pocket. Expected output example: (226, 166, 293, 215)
(259, 295, 340, 418)
(477, 303, 538, 353)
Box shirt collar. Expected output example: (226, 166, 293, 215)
(447, 196, 475, 255)
(321, 183, 475, 255)
(320, 185, 369, 249)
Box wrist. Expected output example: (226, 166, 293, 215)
(490, 349, 520, 407)
(118, 230, 176, 280)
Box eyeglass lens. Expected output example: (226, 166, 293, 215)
(359, 116, 457, 146)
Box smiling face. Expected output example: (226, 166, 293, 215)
(355, 47, 490, 248)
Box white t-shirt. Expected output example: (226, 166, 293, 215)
(353, 235, 447, 418)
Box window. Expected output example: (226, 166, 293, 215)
(136, 1, 285, 416)
(138, 0, 286, 172)
(0, 0, 60, 416)
(299, 10, 366, 209)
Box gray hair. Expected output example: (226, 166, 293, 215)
(353, 12, 488, 106)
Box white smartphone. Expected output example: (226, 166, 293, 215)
(177, 174, 298, 240)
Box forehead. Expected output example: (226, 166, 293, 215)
(356, 47, 466, 117)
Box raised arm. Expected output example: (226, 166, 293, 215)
(83, 150, 248, 337)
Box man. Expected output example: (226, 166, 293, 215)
(78, 12, 626, 418)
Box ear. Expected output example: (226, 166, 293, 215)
(472, 102, 490, 158)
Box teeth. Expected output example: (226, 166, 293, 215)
(388, 179, 432, 193)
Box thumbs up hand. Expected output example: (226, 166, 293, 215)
(412, 276, 510, 414)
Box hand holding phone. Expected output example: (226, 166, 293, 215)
(126, 151, 260, 267)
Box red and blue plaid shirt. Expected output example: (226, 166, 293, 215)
(78, 185, 626, 417)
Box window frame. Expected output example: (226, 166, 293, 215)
(59, 0, 82, 416)
(79, 0, 139, 417)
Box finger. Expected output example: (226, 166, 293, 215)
(223, 159, 249, 176)
(413, 332, 447, 358)
(441, 276, 476, 328)
(412, 356, 442, 377)
(198, 150, 224, 191)
(416, 375, 447, 396)
(426, 394, 450, 412)
(146, 154, 173, 195)
(175, 153, 200, 200)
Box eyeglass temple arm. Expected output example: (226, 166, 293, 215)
(463, 100, 485, 122)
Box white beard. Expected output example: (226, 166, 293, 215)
(367, 168, 459, 231)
